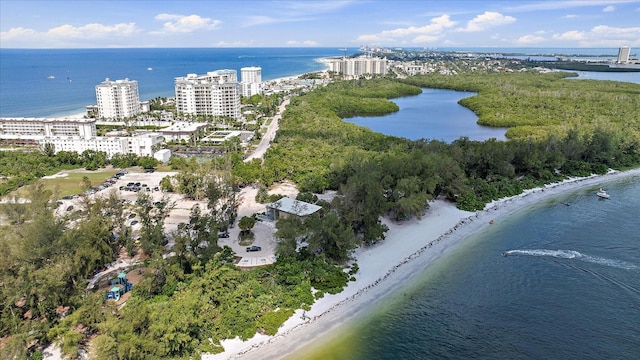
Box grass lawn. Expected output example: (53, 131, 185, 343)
(16, 169, 120, 199)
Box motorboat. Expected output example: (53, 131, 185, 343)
(596, 188, 610, 199)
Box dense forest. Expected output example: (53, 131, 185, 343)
(1, 71, 639, 359)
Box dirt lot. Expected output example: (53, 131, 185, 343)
(54, 169, 301, 266)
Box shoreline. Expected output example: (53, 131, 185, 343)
(207, 167, 640, 360)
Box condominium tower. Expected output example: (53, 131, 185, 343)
(95, 78, 141, 120)
(241, 66, 263, 97)
(617, 46, 631, 64)
(174, 69, 241, 119)
(326, 57, 388, 79)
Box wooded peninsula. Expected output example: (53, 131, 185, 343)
(1, 70, 639, 359)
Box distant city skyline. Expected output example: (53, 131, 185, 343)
(1, 0, 639, 49)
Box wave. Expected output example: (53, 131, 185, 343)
(504, 249, 638, 270)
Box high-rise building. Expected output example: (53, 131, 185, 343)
(95, 78, 141, 120)
(617, 46, 631, 63)
(174, 70, 241, 119)
(241, 66, 263, 97)
(326, 57, 388, 79)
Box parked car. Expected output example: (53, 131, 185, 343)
(128, 213, 136, 219)
(130, 220, 138, 226)
(66, 205, 74, 212)
(246, 245, 261, 252)
(218, 230, 229, 238)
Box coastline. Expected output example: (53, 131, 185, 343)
(206, 167, 640, 360)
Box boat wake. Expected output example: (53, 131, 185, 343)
(503, 249, 638, 270)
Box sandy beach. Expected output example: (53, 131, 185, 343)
(206, 167, 640, 360)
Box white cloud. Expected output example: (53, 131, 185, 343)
(553, 30, 585, 41)
(552, 25, 640, 46)
(286, 40, 319, 46)
(517, 34, 546, 44)
(153, 13, 221, 34)
(0, 27, 38, 41)
(603, 5, 616, 12)
(47, 23, 137, 39)
(1, 22, 137, 45)
(212, 40, 257, 47)
(356, 15, 456, 45)
(458, 12, 516, 32)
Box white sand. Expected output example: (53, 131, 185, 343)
(207, 167, 640, 360)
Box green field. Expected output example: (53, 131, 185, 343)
(17, 169, 119, 199)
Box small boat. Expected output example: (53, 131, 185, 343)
(147, 67, 153, 71)
(596, 188, 610, 199)
(47, 75, 55, 79)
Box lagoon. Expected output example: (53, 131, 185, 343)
(344, 89, 507, 143)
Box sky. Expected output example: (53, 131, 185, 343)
(1, 0, 639, 49)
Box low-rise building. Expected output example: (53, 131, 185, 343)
(265, 197, 322, 220)
(0, 117, 96, 138)
(200, 130, 254, 145)
(0, 117, 163, 157)
(154, 149, 172, 163)
(158, 121, 209, 143)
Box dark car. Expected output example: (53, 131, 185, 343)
(66, 205, 74, 212)
(246, 245, 261, 252)
(130, 220, 138, 226)
(128, 213, 136, 219)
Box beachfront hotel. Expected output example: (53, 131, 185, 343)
(95, 78, 142, 120)
(174, 69, 242, 119)
(326, 56, 388, 79)
(241, 66, 263, 97)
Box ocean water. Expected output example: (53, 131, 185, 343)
(297, 175, 640, 359)
(344, 89, 507, 142)
(0, 47, 355, 117)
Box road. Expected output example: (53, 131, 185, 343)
(244, 97, 290, 162)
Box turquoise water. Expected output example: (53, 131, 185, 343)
(305, 176, 640, 359)
(344, 89, 507, 142)
(0, 48, 355, 117)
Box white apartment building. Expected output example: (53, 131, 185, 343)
(618, 46, 631, 64)
(0, 117, 96, 138)
(95, 78, 141, 120)
(41, 133, 162, 158)
(0, 117, 163, 157)
(174, 70, 242, 119)
(241, 66, 263, 97)
(326, 57, 388, 79)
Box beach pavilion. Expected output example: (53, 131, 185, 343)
(265, 197, 322, 221)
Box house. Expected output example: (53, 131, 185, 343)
(265, 197, 322, 220)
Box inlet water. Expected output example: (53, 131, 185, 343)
(344, 88, 507, 143)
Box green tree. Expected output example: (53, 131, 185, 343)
(138, 156, 158, 170)
(238, 216, 256, 235)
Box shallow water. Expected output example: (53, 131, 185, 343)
(294, 175, 640, 360)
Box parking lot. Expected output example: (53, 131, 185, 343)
(54, 169, 283, 267)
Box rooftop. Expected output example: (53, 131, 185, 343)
(266, 197, 322, 217)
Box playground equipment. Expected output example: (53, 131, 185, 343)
(105, 272, 133, 301)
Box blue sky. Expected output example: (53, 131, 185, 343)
(1, 0, 639, 48)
